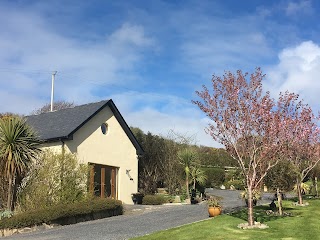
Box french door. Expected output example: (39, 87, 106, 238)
(90, 163, 117, 199)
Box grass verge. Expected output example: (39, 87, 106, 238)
(132, 198, 320, 240)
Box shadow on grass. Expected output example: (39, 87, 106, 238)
(228, 205, 296, 223)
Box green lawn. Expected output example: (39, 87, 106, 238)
(132, 199, 320, 240)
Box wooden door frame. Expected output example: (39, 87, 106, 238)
(111, 168, 116, 199)
(89, 163, 118, 199)
(101, 167, 106, 198)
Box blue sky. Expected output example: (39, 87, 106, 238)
(1, 0, 320, 147)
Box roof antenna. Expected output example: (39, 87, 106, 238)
(50, 71, 57, 112)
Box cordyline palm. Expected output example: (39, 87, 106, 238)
(178, 149, 198, 201)
(0, 116, 41, 210)
(190, 166, 207, 190)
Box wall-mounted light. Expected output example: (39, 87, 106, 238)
(126, 169, 133, 181)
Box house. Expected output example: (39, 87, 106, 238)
(26, 99, 143, 204)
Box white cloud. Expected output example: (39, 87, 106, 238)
(0, 2, 221, 147)
(286, 0, 313, 16)
(4, 1, 317, 149)
(128, 108, 212, 143)
(266, 41, 320, 108)
(108, 23, 154, 48)
(108, 91, 222, 147)
(0, 5, 154, 114)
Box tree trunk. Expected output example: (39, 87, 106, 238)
(186, 174, 190, 202)
(11, 176, 19, 211)
(315, 177, 318, 197)
(247, 187, 254, 226)
(6, 176, 13, 210)
(296, 178, 303, 205)
(193, 179, 196, 190)
(277, 188, 283, 216)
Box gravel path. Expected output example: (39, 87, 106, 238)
(3, 203, 209, 240)
(2, 189, 282, 240)
(204, 188, 275, 212)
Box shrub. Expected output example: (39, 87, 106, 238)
(224, 179, 245, 190)
(142, 194, 166, 205)
(163, 195, 175, 203)
(203, 167, 225, 187)
(0, 198, 122, 230)
(178, 186, 189, 201)
(162, 194, 184, 203)
(294, 182, 311, 195)
(17, 150, 89, 211)
(207, 196, 222, 207)
(0, 210, 13, 220)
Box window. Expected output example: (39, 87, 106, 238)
(101, 123, 108, 135)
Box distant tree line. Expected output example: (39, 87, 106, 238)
(130, 127, 240, 195)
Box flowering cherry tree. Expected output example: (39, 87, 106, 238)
(278, 92, 320, 205)
(193, 68, 283, 226)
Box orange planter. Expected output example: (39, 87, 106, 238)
(208, 207, 221, 217)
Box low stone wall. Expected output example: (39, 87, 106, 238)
(0, 223, 57, 237)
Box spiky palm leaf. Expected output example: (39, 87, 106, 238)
(178, 149, 198, 174)
(190, 166, 207, 189)
(177, 149, 198, 200)
(0, 115, 41, 210)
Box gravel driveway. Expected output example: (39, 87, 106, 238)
(3, 203, 209, 240)
(204, 188, 275, 212)
(2, 189, 279, 240)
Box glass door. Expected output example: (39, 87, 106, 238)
(90, 163, 117, 199)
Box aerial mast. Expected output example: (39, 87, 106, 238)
(50, 71, 57, 112)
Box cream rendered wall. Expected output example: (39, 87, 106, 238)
(64, 106, 138, 204)
(40, 141, 63, 153)
(39, 106, 138, 204)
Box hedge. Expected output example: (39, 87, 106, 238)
(0, 198, 123, 230)
(142, 194, 166, 205)
(203, 167, 225, 188)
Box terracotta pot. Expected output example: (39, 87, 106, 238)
(208, 207, 221, 217)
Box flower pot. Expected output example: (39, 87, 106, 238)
(132, 193, 144, 204)
(208, 207, 221, 217)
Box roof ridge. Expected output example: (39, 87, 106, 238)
(27, 99, 110, 117)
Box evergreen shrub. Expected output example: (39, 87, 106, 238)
(224, 179, 245, 190)
(142, 194, 166, 205)
(203, 168, 225, 187)
(0, 198, 122, 230)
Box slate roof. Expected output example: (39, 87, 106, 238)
(26, 99, 143, 155)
